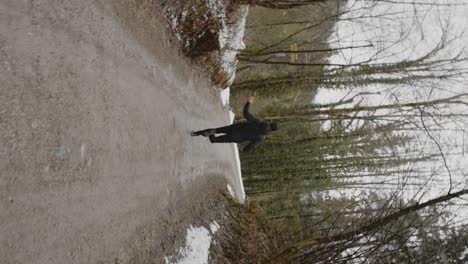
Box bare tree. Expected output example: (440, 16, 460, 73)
(266, 189, 468, 263)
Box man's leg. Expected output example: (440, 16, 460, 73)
(209, 134, 233, 143)
(192, 124, 237, 136)
(192, 128, 215, 136)
(213, 124, 236, 134)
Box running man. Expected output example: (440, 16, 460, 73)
(192, 96, 278, 152)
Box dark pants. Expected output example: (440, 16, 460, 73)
(194, 124, 239, 143)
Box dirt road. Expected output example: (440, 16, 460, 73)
(0, 1, 243, 263)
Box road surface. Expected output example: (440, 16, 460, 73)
(0, 1, 243, 263)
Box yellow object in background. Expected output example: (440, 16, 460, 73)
(290, 43, 298, 62)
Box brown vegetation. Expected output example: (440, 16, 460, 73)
(210, 194, 281, 264)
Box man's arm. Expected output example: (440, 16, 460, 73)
(243, 97, 260, 123)
(242, 137, 264, 152)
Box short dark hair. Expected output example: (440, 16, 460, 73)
(270, 122, 278, 131)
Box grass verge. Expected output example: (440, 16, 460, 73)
(209, 193, 282, 264)
(162, 0, 244, 88)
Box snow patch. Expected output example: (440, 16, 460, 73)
(168, 1, 248, 88)
(209, 221, 220, 233)
(232, 144, 245, 202)
(220, 87, 230, 107)
(229, 110, 235, 123)
(168, 8, 184, 45)
(227, 184, 235, 197)
(169, 0, 248, 92)
(164, 221, 221, 264)
(218, 6, 249, 87)
(227, 111, 246, 202)
(168, 1, 247, 203)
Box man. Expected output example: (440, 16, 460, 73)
(192, 96, 278, 152)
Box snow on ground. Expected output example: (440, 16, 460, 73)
(197, 0, 249, 89)
(227, 184, 235, 197)
(168, 1, 248, 89)
(217, 4, 249, 106)
(214, 3, 248, 201)
(226, 104, 246, 202)
(231, 143, 246, 201)
(220, 87, 230, 107)
(223, 90, 246, 202)
(163, 4, 248, 263)
(229, 110, 235, 123)
(165, 221, 220, 264)
(218, 5, 249, 88)
(169, 1, 248, 201)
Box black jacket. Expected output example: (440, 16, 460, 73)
(233, 102, 272, 152)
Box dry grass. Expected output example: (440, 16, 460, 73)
(209, 193, 282, 264)
(162, 0, 243, 88)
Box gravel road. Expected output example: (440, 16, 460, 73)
(0, 1, 243, 263)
